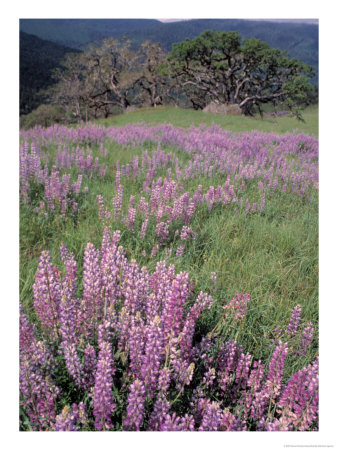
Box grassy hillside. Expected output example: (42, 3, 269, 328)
(95, 105, 319, 136)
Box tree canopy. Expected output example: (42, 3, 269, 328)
(45, 30, 315, 122)
(167, 30, 314, 115)
(50, 38, 172, 121)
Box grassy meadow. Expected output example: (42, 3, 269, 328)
(19, 106, 318, 431)
(96, 105, 319, 136)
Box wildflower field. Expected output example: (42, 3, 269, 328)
(19, 107, 318, 431)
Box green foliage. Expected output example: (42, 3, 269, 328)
(20, 104, 68, 129)
(168, 30, 314, 116)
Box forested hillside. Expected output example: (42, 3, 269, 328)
(20, 32, 79, 114)
(19, 19, 161, 48)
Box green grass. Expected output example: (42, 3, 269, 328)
(94, 104, 318, 136)
(20, 105, 318, 378)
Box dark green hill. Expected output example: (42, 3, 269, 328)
(20, 32, 79, 115)
(19, 19, 162, 48)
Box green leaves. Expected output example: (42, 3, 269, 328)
(168, 30, 315, 117)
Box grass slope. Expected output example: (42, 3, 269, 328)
(96, 105, 319, 137)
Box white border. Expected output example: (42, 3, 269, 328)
(1, 1, 336, 449)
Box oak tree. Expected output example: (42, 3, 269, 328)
(167, 30, 314, 115)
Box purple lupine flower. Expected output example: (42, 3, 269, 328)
(234, 352, 252, 391)
(59, 254, 82, 389)
(112, 184, 123, 220)
(76, 402, 88, 427)
(139, 215, 149, 239)
(82, 343, 97, 390)
(219, 410, 247, 431)
(297, 322, 314, 356)
(81, 243, 102, 338)
(276, 357, 318, 430)
(184, 199, 197, 224)
(155, 221, 169, 243)
(180, 226, 194, 241)
(126, 206, 137, 231)
(223, 292, 250, 321)
(54, 405, 80, 431)
(141, 316, 164, 394)
(159, 413, 183, 431)
(117, 306, 131, 354)
(199, 401, 222, 431)
(210, 271, 217, 284)
(169, 338, 195, 390)
(287, 304, 302, 335)
(180, 414, 196, 431)
(264, 341, 288, 399)
(247, 360, 265, 392)
(157, 367, 171, 395)
(202, 367, 216, 388)
(123, 379, 146, 431)
(265, 417, 292, 431)
(19, 305, 37, 352)
(180, 291, 214, 361)
(72, 174, 83, 194)
(162, 271, 190, 341)
(32, 251, 61, 341)
(93, 322, 116, 431)
(20, 340, 60, 430)
(175, 243, 185, 257)
(59, 242, 70, 264)
(147, 397, 170, 431)
(217, 340, 240, 394)
(122, 259, 143, 315)
(128, 312, 146, 376)
(97, 195, 106, 220)
(100, 232, 125, 313)
(150, 244, 159, 258)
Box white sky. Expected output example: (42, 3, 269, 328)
(158, 18, 319, 23)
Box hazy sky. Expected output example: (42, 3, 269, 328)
(158, 18, 318, 24)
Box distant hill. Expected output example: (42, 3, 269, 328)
(19, 19, 162, 48)
(20, 32, 79, 115)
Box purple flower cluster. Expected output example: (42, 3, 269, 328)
(223, 292, 250, 321)
(20, 229, 318, 431)
(21, 124, 318, 205)
(287, 304, 302, 335)
(20, 143, 88, 217)
(93, 322, 116, 431)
